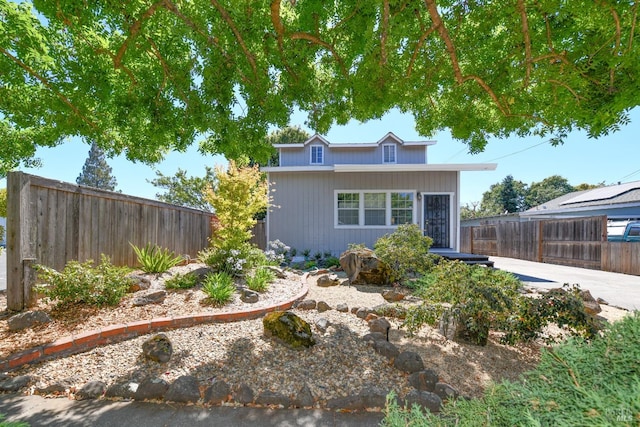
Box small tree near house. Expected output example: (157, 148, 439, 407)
(76, 142, 118, 191)
(206, 161, 268, 250)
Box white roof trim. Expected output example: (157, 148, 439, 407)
(262, 163, 497, 173)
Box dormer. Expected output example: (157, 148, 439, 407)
(272, 132, 436, 168)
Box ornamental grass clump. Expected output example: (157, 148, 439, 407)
(246, 267, 275, 292)
(35, 255, 132, 307)
(201, 272, 236, 306)
(130, 242, 183, 274)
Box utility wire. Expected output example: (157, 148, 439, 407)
(485, 139, 551, 162)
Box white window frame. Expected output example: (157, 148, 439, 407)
(334, 190, 416, 228)
(382, 144, 397, 164)
(310, 145, 324, 165)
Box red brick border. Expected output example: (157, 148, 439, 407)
(0, 278, 308, 372)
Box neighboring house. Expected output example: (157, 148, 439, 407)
(262, 133, 496, 255)
(520, 180, 640, 238)
(521, 180, 640, 221)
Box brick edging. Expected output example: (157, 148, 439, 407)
(1, 278, 309, 372)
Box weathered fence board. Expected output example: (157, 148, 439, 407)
(7, 172, 214, 310)
(461, 216, 638, 276)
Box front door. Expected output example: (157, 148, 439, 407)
(423, 194, 451, 248)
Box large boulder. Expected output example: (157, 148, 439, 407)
(7, 311, 52, 331)
(142, 334, 173, 363)
(263, 311, 316, 349)
(339, 248, 391, 286)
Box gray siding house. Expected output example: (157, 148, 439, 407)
(262, 133, 496, 255)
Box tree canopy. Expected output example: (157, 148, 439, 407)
(76, 142, 118, 191)
(461, 174, 603, 218)
(149, 167, 216, 211)
(2, 0, 639, 175)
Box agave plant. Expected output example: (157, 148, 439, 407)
(130, 242, 183, 274)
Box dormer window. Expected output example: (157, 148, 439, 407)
(311, 145, 324, 165)
(383, 144, 396, 163)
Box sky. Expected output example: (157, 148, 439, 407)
(1, 107, 639, 207)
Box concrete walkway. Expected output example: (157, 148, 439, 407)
(490, 256, 640, 311)
(0, 394, 384, 427)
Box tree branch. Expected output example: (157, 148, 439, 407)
(628, 1, 637, 53)
(210, 0, 258, 81)
(290, 32, 348, 76)
(548, 79, 585, 103)
(407, 25, 437, 77)
(517, 0, 533, 87)
(380, 0, 390, 66)
(423, 0, 509, 115)
(0, 47, 98, 130)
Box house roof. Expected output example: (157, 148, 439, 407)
(272, 132, 437, 149)
(262, 163, 497, 173)
(522, 180, 640, 216)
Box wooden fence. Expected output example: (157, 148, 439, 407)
(6, 172, 215, 310)
(461, 216, 640, 276)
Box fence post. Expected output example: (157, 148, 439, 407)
(537, 221, 543, 263)
(469, 226, 474, 254)
(7, 171, 37, 311)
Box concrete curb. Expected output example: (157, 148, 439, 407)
(0, 278, 309, 372)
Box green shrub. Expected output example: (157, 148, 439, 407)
(403, 261, 523, 344)
(198, 242, 265, 276)
(130, 242, 183, 273)
(201, 272, 236, 306)
(164, 272, 199, 290)
(245, 267, 275, 292)
(374, 224, 434, 284)
(0, 413, 29, 427)
(35, 255, 132, 307)
(383, 312, 640, 426)
(322, 256, 340, 268)
(406, 262, 599, 345)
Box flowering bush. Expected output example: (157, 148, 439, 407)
(199, 242, 266, 277)
(265, 239, 290, 265)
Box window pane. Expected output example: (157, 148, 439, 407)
(365, 209, 386, 225)
(311, 146, 323, 164)
(391, 192, 413, 225)
(384, 145, 396, 163)
(338, 210, 359, 225)
(338, 193, 359, 209)
(364, 193, 385, 208)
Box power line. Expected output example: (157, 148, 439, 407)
(485, 140, 551, 162)
(619, 168, 640, 181)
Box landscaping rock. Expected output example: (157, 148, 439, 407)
(339, 248, 392, 285)
(408, 370, 439, 392)
(255, 390, 291, 407)
(203, 378, 231, 404)
(326, 387, 388, 410)
(438, 309, 489, 346)
(368, 317, 391, 339)
(336, 303, 349, 313)
(142, 333, 173, 363)
(317, 301, 331, 312)
(292, 384, 315, 408)
(580, 289, 602, 315)
(263, 311, 316, 349)
(240, 289, 259, 303)
(37, 378, 76, 395)
(295, 299, 317, 310)
(134, 377, 169, 401)
(132, 290, 167, 307)
(371, 340, 400, 360)
(7, 311, 52, 331)
(403, 390, 442, 413)
(0, 375, 31, 392)
(350, 306, 360, 314)
(315, 317, 330, 333)
(382, 289, 405, 302)
(362, 332, 388, 344)
(394, 351, 425, 373)
(76, 381, 106, 400)
(316, 274, 340, 287)
(356, 307, 372, 319)
(266, 266, 287, 279)
(232, 383, 255, 404)
(434, 382, 459, 401)
(127, 274, 151, 292)
(105, 381, 138, 399)
(165, 375, 201, 403)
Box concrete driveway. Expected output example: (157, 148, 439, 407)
(490, 256, 640, 311)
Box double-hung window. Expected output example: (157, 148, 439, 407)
(310, 145, 324, 165)
(336, 191, 414, 227)
(382, 144, 396, 163)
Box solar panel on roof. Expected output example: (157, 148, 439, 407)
(560, 181, 640, 205)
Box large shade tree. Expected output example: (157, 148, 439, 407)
(1, 1, 639, 175)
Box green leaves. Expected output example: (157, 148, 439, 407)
(2, 1, 640, 173)
(130, 242, 183, 274)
